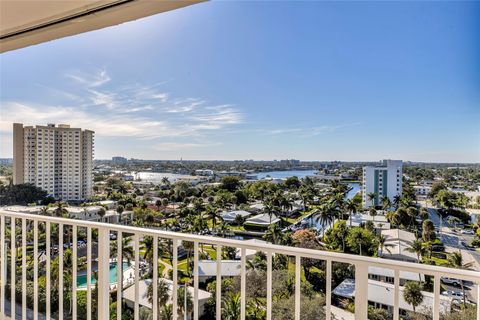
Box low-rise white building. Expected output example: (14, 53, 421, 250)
(413, 185, 432, 196)
(379, 229, 418, 263)
(122, 278, 211, 317)
(220, 210, 253, 224)
(244, 213, 280, 228)
(346, 213, 390, 230)
(197, 260, 242, 283)
(333, 279, 452, 316)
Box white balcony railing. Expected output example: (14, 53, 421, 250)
(0, 210, 479, 320)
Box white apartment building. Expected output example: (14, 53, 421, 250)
(13, 123, 94, 201)
(362, 159, 402, 208)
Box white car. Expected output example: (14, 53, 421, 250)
(461, 229, 475, 235)
(441, 277, 461, 286)
(442, 290, 464, 300)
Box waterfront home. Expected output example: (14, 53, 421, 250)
(244, 213, 281, 229)
(220, 210, 253, 224)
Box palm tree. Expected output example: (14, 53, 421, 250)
(299, 186, 313, 211)
(178, 286, 193, 318)
(345, 199, 358, 227)
(206, 206, 222, 230)
(161, 177, 170, 187)
(447, 251, 473, 306)
(217, 221, 230, 238)
(403, 281, 424, 313)
(369, 207, 377, 222)
(381, 196, 391, 212)
(263, 224, 283, 245)
(160, 304, 173, 320)
(313, 203, 335, 239)
(376, 234, 394, 256)
(367, 192, 376, 208)
(142, 236, 155, 264)
(110, 237, 135, 263)
(155, 199, 162, 211)
(147, 279, 170, 314)
(222, 292, 241, 320)
(405, 239, 426, 263)
(422, 219, 436, 242)
(40, 206, 49, 215)
(54, 202, 68, 217)
(393, 195, 401, 209)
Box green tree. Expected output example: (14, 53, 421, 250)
(222, 292, 241, 320)
(346, 227, 374, 256)
(447, 251, 473, 306)
(422, 219, 436, 242)
(367, 192, 376, 208)
(403, 281, 424, 313)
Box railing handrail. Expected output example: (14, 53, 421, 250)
(1, 209, 479, 282)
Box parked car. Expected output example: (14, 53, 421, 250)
(441, 290, 464, 300)
(431, 244, 445, 252)
(461, 229, 475, 235)
(441, 277, 461, 286)
(109, 233, 117, 240)
(461, 241, 475, 250)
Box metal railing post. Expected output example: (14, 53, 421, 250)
(97, 227, 110, 320)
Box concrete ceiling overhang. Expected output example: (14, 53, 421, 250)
(0, 0, 204, 53)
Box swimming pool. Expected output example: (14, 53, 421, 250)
(77, 262, 130, 288)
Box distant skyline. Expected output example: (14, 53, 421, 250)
(1, 1, 479, 162)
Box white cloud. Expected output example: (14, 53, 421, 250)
(258, 122, 360, 137)
(0, 69, 244, 144)
(66, 68, 111, 88)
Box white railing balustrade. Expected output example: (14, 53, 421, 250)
(0, 210, 479, 320)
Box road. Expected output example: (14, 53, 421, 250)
(425, 205, 479, 303)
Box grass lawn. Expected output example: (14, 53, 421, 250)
(431, 256, 449, 266)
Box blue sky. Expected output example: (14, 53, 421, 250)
(1, 1, 479, 162)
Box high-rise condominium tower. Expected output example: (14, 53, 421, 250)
(13, 123, 94, 202)
(362, 159, 403, 208)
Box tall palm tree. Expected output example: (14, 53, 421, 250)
(147, 279, 170, 314)
(405, 239, 426, 263)
(447, 251, 473, 306)
(369, 207, 377, 222)
(110, 236, 135, 263)
(263, 224, 283, 245)
(376, 234, 394, 257)
(403, 281, 424, 313)
(177, 286, 193, 318)
(367, 192, 376, 208)
(381, 196, 391, 212)
(345, 199, 359, 227)
(54, 202, 68, 217)
(393, 195, 401, 209)
(142, 236, 155, 264)
(313, 203, 334, 238)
